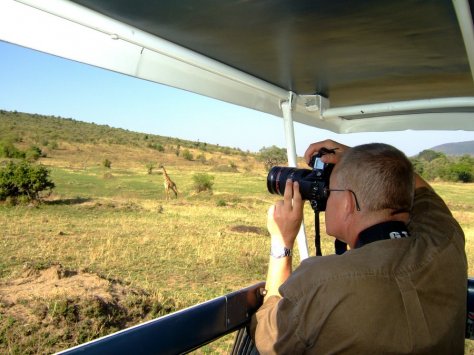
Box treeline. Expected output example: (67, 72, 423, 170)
(411, 150, 473, 183)
(256, 146, 473, 183)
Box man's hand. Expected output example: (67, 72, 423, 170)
(267, 180, 303, 249)
(304, 139, 350, 165)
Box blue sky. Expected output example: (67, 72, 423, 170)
(1, 40, 474, 157)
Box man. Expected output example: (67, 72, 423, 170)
(251, 140, 467, 354)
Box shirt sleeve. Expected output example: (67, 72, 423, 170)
(250, 295, 307, 354)
(408, 187, 465, 250)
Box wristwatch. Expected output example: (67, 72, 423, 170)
(270, 242, 293, 258)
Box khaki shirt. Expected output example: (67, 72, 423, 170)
(251, 187, 467, 354)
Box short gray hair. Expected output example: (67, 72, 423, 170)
(334, 143, 414, 213)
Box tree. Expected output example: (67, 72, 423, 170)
(0, 160, 55, 203)
(424, 156, 449, 181)
(257, 146, 287, 170)
(418, 149, 445, 162)
(410, 158, 424, 176)
(145, 162, 155, 174)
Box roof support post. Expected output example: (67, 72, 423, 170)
(280, 93, 309, 261)
(453, 0, 474, 83)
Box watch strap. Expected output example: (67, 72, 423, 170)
(270, 241, 293, 258)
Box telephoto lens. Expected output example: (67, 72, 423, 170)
(266, 167, 311, 197)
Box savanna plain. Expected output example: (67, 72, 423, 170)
(0, 113, 473, 354)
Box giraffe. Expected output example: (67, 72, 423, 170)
(159, 165, 178, 199)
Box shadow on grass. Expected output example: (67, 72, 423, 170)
(45, 197, 92, 206)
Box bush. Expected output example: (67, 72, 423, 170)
(0, 160, 55, 203)
(25, 146, 44, 161)
(196, 154, 207, 164)
(182, 149, 193, 161)
(0, 141, 25, 159)
(147, 143, 164, 152)
(103, 159, 112, 169)
(192, 173, 214, 193)
(448, 161, 473, 183)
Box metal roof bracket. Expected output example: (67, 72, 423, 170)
(299, 94, 330, 120)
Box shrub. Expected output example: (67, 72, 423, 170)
(25, 146, 44, 161)
(448, 161, 473, 183)
(192, 173, 214, 193)
(196, 153, 207, 164)
(48, 141, 59, 150)
(147, 143, 164, 152)
(103, 159, 112, 168)
(0, 160, 55, 203)
(182, 149, 193, 161)
(0, 141, 25, 159)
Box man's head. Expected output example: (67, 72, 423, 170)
(325, 143, 414, 244)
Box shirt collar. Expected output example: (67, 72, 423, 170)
(355, 220, 410, 249)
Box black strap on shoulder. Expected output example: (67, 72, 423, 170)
(355, 220, 410, 249)
(315, 218, 409, 256)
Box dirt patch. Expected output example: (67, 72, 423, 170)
(0, 264, 176, 354)
(229, 225, 267, 235)
(0, 265, 120, 305)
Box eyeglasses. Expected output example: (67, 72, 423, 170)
(325, 188, 361, 211)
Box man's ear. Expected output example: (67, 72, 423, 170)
(342, 190, 356, 221)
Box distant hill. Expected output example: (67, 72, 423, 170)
(429, 140, 474, 156)
(0, 109, 246, 156)
(0, 109, 262, 171)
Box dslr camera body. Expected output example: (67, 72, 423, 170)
(267, 148, 335, 211)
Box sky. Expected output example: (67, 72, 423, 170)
(1, 40, 474, 158)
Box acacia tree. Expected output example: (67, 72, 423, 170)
(0, 160, 55, 203)
(257, 146, 287, 171)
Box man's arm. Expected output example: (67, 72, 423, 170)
(263, 180, 303, 300)
(251, 180, 304, 354)
(414, 172, 432, 190)
(260, 138, 348, 300)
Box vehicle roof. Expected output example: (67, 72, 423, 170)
(73, 0, 473, 106)
(1, 0, 474, 132)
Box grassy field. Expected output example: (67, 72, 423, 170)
(0, 115, 473, 353)
(1, 162, 473, 353)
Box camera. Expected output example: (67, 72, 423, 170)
(266, 148, 335, 211)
